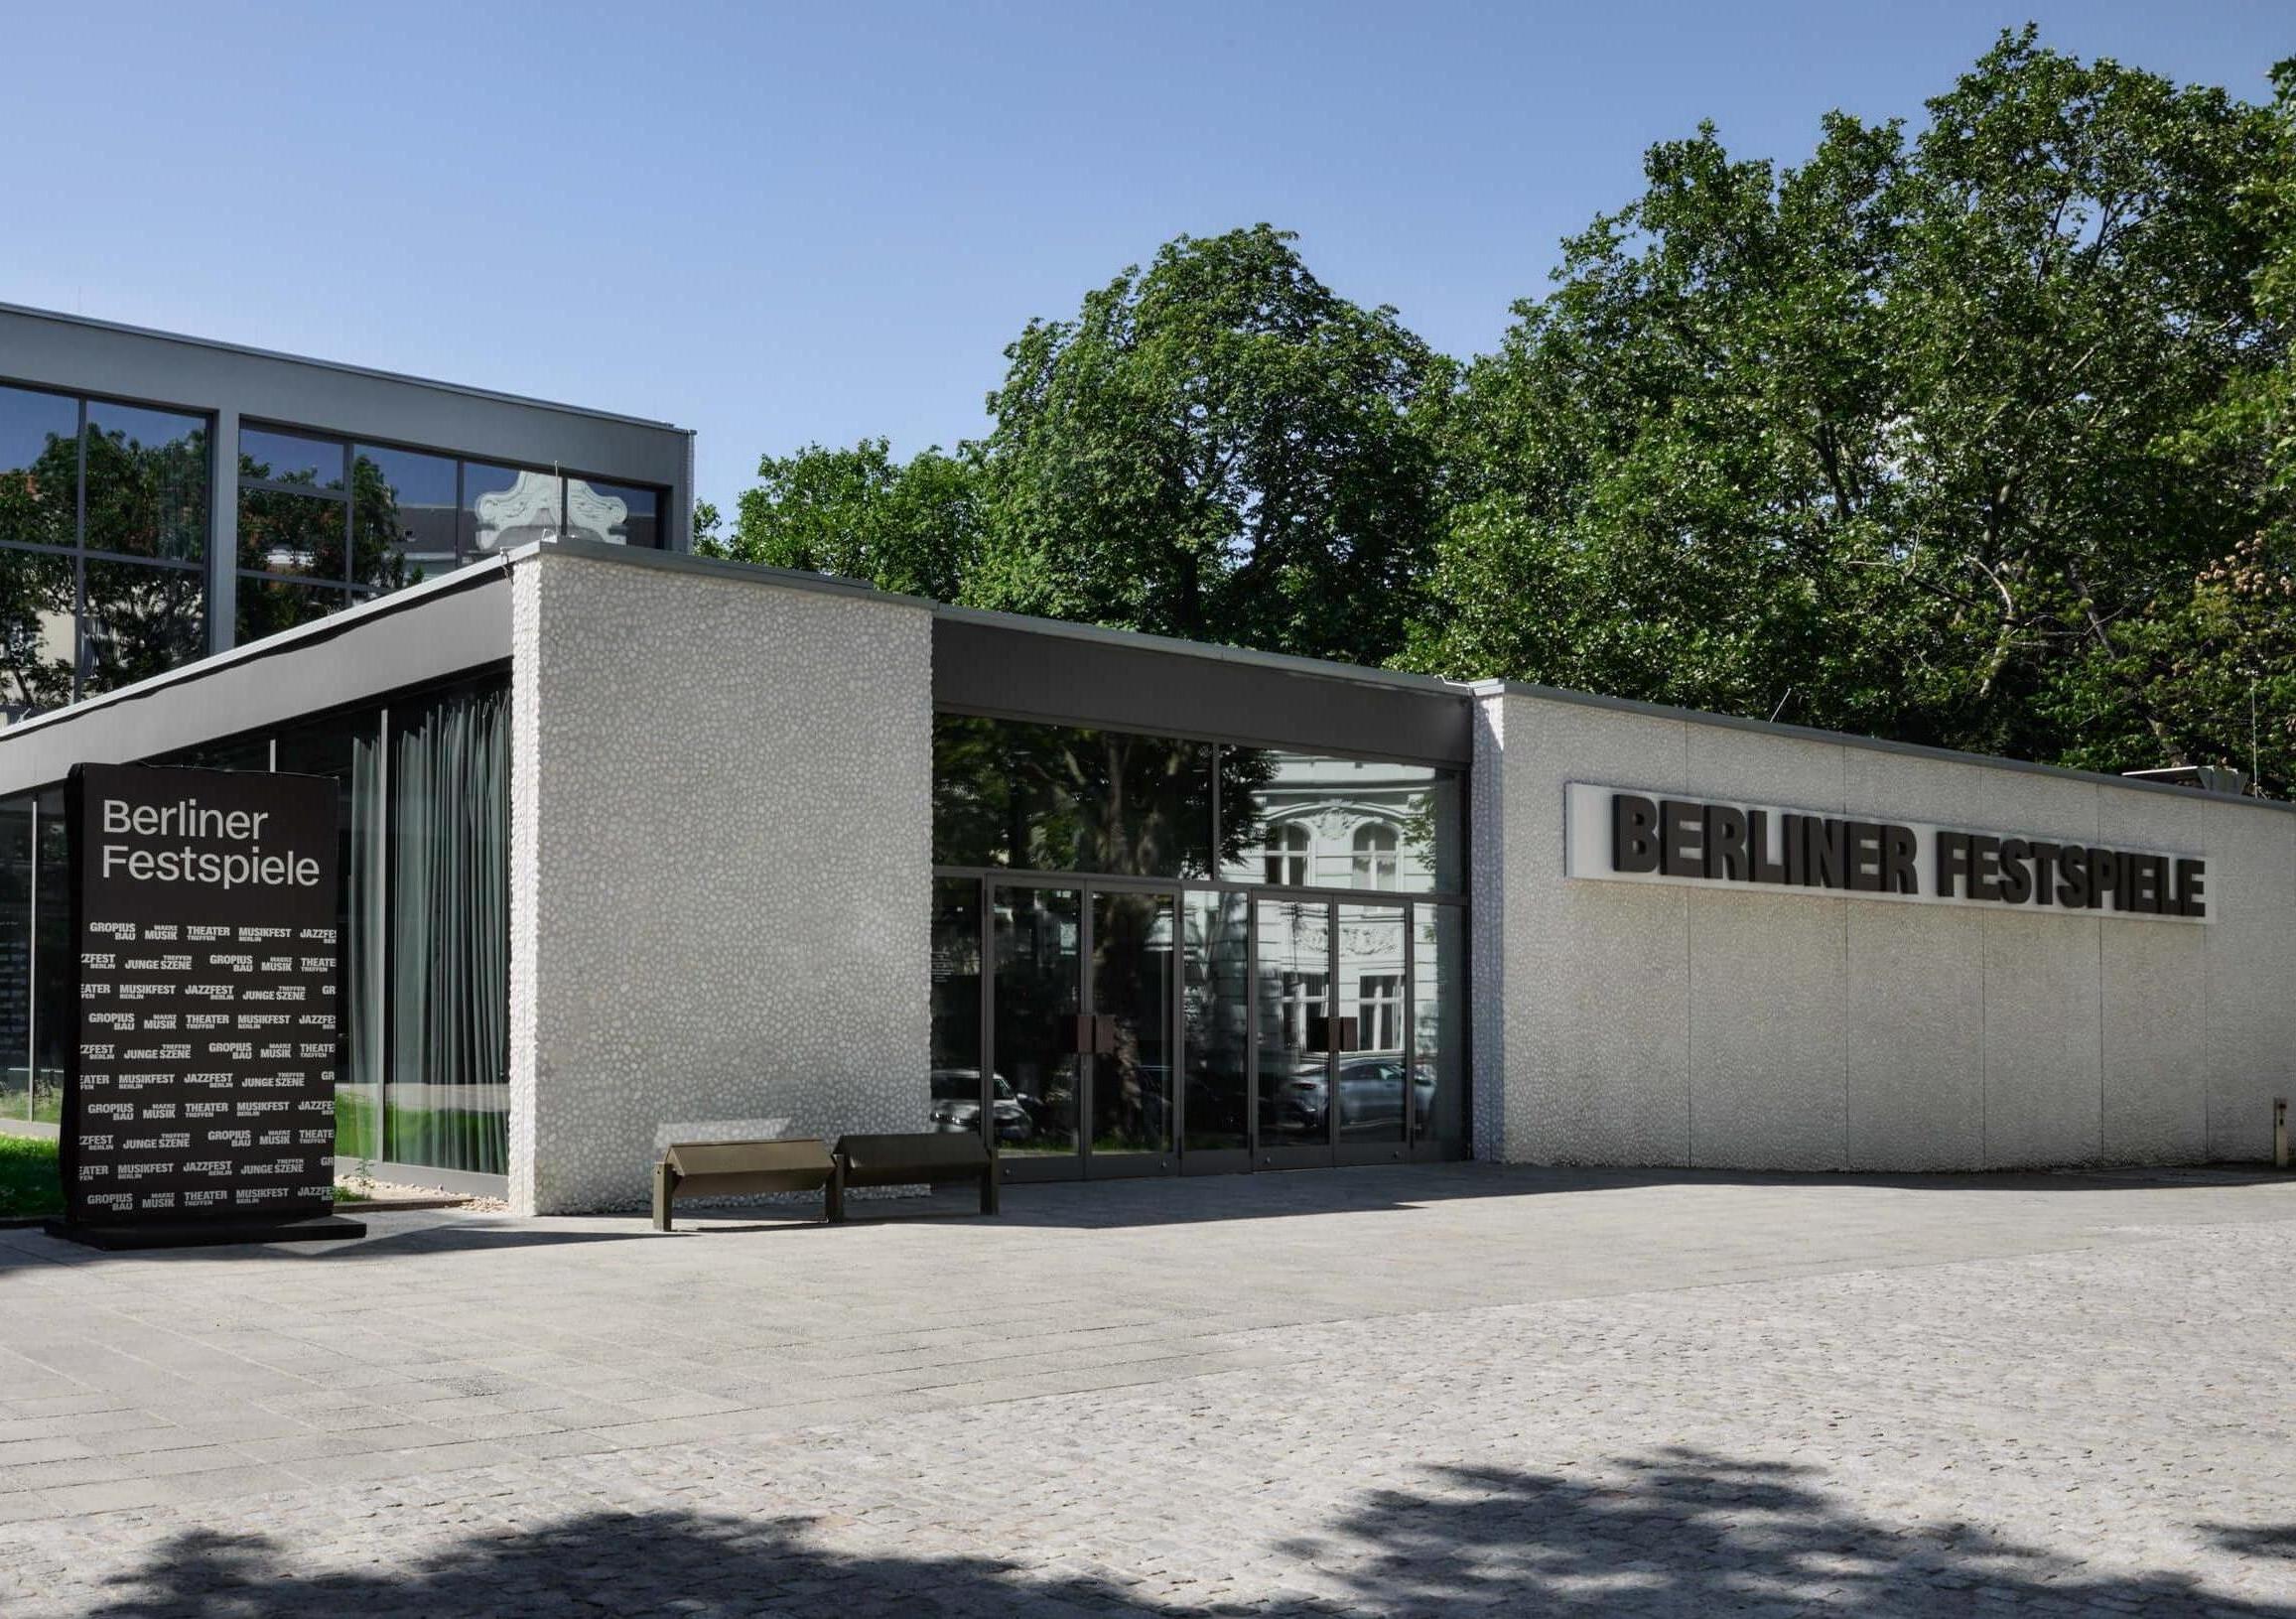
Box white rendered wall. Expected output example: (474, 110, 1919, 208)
(507, 551, 933, 1213)
(1475, 689, 2296, 1171)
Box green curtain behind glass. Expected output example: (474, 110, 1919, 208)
(386, 683, 510, 1175)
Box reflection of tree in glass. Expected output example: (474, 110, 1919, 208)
(83, 419, 205, 561)
(82, 565, 203, 695)
(0, 419, 211, 706)
(935, 716, 1221, 877)
(0, 550, 72, 710)
(349, 455, 419, 593)
(1215, 746, 1281, 869)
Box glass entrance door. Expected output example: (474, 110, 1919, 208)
(993, 885, 1082, 1174)
(1254, 893, 1334, 1167)
(993, 881, 1175, 1180)
(1087, 888, 1174, 1174)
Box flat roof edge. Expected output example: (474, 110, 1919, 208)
(0, 558, 511, 745)
(528, 542, 1469, 698)
(931, 604, 1473, 698)
(0, 303, 689, 435)
(520, 537, 938, 607)
(1472, 678, 2294, 816)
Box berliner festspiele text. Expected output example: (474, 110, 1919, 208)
(97, 797, 324, 890)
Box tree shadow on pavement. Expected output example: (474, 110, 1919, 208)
(76, 1448, 2296, 1618)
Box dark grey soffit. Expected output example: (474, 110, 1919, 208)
(0, 302, 684, 433)
(1474, 679, 2296, 818)
(934, 614, 1473, 765)
(0, 565, 511, 798)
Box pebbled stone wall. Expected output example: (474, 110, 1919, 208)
(507, 549, 932, 1213)
(1474, 688, 2296, 1172)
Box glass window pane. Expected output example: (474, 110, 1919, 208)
(1336, 904, 1407, 1143)
(1181, 890, 1249, 1151)
(352, 445, 457, 590)
(928, 877, 988, 1137)
(386, 682, 510, 1174)
(236, 575, 348, 645)
(277, 709, 386, 1169)
(240, 427, 344, 491)
(32, 790, 68, 1123)
(1221, 748, 1463, 893)
(1091, 889, 1173, 1154)
(565, 476, 660, 548)
(0, 385, 78, 550)
(1413, 904, 1467, 1152)
(1256, 895, 1331, 1147)
(238, 486, 347, 580)
(0, 796, 30, 1123)
(0, 549, 76, 713)
(152, 734, 271, 770)
(461, 463, 563, 557)
(931, 714, 1212, 878)
(993, 884, 1081, 1158)
(82, 402, 208, 562)
(80, 560, 203, 694)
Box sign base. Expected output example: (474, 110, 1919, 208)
(42, 1215, 368, 1252)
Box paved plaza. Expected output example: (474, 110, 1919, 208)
(1, 1164, 2294, 1615)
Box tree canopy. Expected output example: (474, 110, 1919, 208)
(710, 32, 2296, 794)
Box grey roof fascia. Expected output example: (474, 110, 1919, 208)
(0, 563, 512, 796)
(1470, 678, 2293, 816)
(931, 603, 1474, 700)
(515, 535, 934, 609)
(0, 302, 687, 434)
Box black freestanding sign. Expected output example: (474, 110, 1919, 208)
(48, 763, 364, 1249)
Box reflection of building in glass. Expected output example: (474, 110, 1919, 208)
(472, 469, 572, 552)
(1221, 751, 1460, 894)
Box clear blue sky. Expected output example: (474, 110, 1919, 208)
(3, 2, 2284, 517)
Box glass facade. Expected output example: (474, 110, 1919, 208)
(238, 426, 669, 636)
(0, 382, 209, 708)
(933, 711, 1468, 1174)
(0, 677, 511, 1178)
(0, 373, 673, 717)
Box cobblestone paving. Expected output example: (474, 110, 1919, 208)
(2, 1165, 2294, 1615)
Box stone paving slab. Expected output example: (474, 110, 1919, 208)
(0, 1164, 2293, 1613)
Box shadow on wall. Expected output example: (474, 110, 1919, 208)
(79, 1449, 2295, 1618)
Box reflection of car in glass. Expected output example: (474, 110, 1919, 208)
(928, 1068, 1035, 1143)
(1274, 1054, 1435, 1139)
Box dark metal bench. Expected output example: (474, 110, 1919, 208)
(831, 1132, 999, 1221)
(651, 1139, 837, 1231)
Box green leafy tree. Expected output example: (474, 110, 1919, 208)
(970, 224, 1444, 665)
(1408, 31, 2285, 780)
(704, 439, 980, 602)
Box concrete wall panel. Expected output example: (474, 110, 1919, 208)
(2200, 808, 2296, 1157)
(1485, 687, 2284, 1173)
(1981, 911, 2102, 1166)
(1481, 695, 1690, 1164)
(508, 551, 932, 1213)
(2099, 920, 2208, 1162)
(1844, 901, 1985, 1169)
(1687, 889, 1847, 1169)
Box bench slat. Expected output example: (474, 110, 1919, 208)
(666, 1140, 835, 1179)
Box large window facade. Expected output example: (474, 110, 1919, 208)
(0, 382, 209, 709)
(931, 712, 1468, 1177)
(237, 423, 667, 640)
(0, 676, 512, 1179)
(0, 371, 672, 715)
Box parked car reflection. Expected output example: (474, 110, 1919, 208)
(1269, 1054, 1434, 1140)
(928, 1067, 1036, 1143)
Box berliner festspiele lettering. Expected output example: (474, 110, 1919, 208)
(1604, 790, 2206, 919)
(98, 797, 323, 890)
